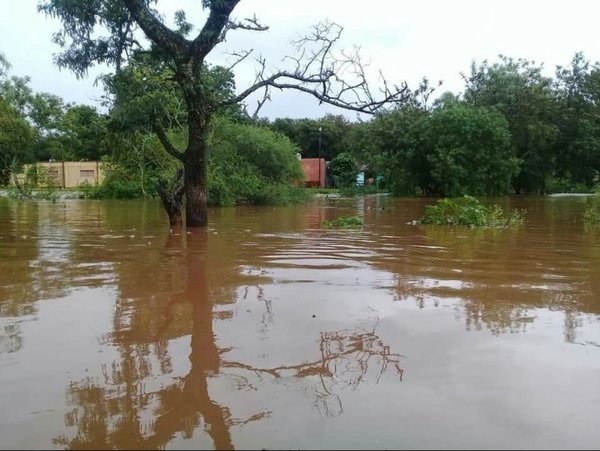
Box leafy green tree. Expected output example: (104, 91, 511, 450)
(61, 105, 109, 161)
(270, 114, 353, 161)
(207, 116, 303, 206)
(422, 102, 519, 196)
(90, 132, 176, 199)
(30, 93, 69, 161)
(362, 105, 428, 195)
(0, 99, 34, 185)
(463, 56, 558, 193)
(0, 74, 110, 163)
(0, 76, 35, 117)
(552, 53, 600, 187)
(348, 79, 442, 195)
(329, 152, 358, 188)
(0, 75, 66, 160)
(40, 0, 409, 227)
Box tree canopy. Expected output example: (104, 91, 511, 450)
(38, 0, 410, 227)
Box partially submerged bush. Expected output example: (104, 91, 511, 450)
(78, 178, 143, 199)
(321, 215, 364, 229)
(421, 196, 525, 227)
(546, 177, 594, 194)
(584, 192, 600, 225)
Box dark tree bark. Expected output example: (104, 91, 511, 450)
(184, 118, 210, 227)
(155, 168, 185, 227)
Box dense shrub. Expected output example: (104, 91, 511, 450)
(207, 117, 305, 206)
(321, 215, 364, 228)
(328, 152, 358, 188)
(421, 196, 525, 227)
(79, 118, 308, 205)
(584, 191, 600, 224)
(545, 177, 594, 194)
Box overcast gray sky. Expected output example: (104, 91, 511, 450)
(2, 0, 600, 120)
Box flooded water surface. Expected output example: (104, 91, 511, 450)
(1, 196, 600, 449)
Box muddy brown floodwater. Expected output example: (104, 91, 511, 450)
(1, 195, 600, 450)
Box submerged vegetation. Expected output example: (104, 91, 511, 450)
(421, 196, 526, 227)
(321, 215, 364, 229)
(584, 191, 600, 225)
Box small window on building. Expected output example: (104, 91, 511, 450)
(48, 170, 59, 180)
(80, 170, 95, 177)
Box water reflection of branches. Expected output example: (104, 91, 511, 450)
(223, 321, 404, 418)
(54, 230, 405, 449)
(0, 323, 22, 353)
(242, 284, 273, 337)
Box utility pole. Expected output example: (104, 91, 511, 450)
(318, 126, 322, 187)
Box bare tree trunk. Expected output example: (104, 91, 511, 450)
(184, 111, 210, 228)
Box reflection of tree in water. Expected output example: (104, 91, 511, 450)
(225, 322, 404, 419)
(459, 300, 534, 336)
(54, 231, 404, 449)
(0, 202, 40, 353)
(53, 231, 236, 449)
(0, 201, 119, 354)
(375, 220, 600, 340)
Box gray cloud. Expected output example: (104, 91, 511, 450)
(2, 0, 600, 119)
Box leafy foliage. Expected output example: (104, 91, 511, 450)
(0, 100, 34, 185)
(38, 0, 135, 76)
(423, 103, 519, 196)
(552, 53, 600, 188)
(361, 105, 427, 196)
(463, 56, 558, 194)
(0, 72, 109, 163)
(269, 115, 354, 161)
(321, 215, 364, 229)
(0, 52, 9, 77)
(207, 117, 305, 206)
(421, 196, 525, 227)
(60, 105, 109, 160)
(545, 177, 593, 194)
(583, 191, 600, 225)
(329, 152, 358, 188)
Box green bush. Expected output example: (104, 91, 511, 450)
(321, 215, 364, 229)
(421, 196, 525, 227)
(546, 177, 593, 194)
(207, 117, 306, 206)
(329, 152, 358, 188)
(584, 192, 600, 224)
(74, 117, 309, 205)
(78, 178, 143, 199)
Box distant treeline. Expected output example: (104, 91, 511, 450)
(2, 52, 600, 199)
(266, 53, 600, 196)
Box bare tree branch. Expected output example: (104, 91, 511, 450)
(226, 49, 254, 71)
(219, 20, 410, 115)
(217, 14, 269, 46)
(226, 15, 269, 33)
(251, 87, 271, 119)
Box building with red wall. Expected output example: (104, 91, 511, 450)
(300, 158, 326, 188)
